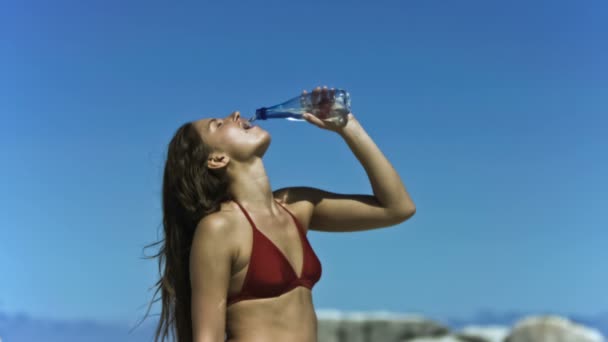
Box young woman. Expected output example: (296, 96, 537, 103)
(143, 86, 416, 342)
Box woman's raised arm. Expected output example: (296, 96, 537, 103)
(274, 87, 415, 232)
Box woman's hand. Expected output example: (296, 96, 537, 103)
(301, 86, 357, 134)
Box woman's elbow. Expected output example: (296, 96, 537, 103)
(397, 206, 416, 222)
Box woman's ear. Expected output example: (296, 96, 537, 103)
(207, 153, 230, 170)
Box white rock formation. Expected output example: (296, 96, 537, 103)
(507, 315, 605, 342)
(316, 309, 450, 342)
(458, 324, 510, 342)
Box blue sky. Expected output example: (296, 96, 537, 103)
(1, 0, 607, 327)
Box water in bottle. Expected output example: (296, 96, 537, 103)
(249, 88, 351, 124)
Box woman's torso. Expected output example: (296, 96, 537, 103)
(217, 199, 321, 342)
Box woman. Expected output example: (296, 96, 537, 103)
(142, 86, 416, 342)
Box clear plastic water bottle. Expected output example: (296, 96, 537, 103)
(249, 88, 351, 124)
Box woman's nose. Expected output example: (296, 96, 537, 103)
(230, 111, 240, 121)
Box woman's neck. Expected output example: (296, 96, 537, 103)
(227, 158, 279, 215)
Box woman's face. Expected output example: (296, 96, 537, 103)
(193, 111, 271, 167)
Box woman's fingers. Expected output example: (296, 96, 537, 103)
(304, 113, 324, 127)
(312, 86, 321, 105)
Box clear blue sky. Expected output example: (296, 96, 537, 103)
(1, 0, 607, 326)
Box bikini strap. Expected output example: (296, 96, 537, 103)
(234, 199, 303, 234)
(274, 199, 304, 234)
(233, 201, 257, 230)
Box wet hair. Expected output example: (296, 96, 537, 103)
(133, 121, 232, 342)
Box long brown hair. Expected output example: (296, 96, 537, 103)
(133, 121, 232, 342)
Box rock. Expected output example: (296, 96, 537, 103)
(408, 336, 467, 342)
(317, 311, 450, 342)
(456, 325, 510, 342)
(506, 315, 606, 342)
(318, 318, 342, 342)
(367, 317, 449, 341)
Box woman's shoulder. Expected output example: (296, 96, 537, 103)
(191, 211, 240, 260)
(202, 200, 256, 232)
(194, 204, 241, 237)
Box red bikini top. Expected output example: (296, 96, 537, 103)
(226, 200, 323, 306)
